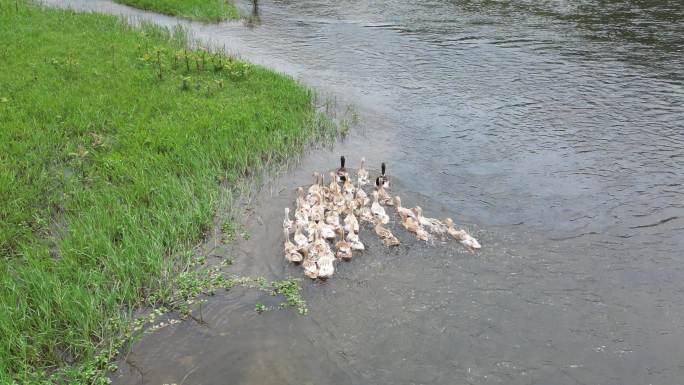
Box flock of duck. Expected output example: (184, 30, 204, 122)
(283, 156, 481, 280)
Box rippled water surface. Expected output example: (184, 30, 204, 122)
(46, 0, 684, 384)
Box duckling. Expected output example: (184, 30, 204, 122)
(374, 218, 400, 247)
(377, 162, 390, 188)
(346, 230, 365, 251)
(394, 196, 415, 221)
(371, 190, 390, 224)
(357, 157, 369, 186)
(343, 210, 360, 234)
(283, 228, 303, 263)
(283, 207, 294, 233)
(335, 228, 353, 261)
(444, 218, 481, 249)
(336, 155, 349, 182)
(375, 177, 394, 206)
(413, 206, 447, 236)
(401, 214, 430, 242)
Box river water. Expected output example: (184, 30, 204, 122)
(46, 0, 684, 384)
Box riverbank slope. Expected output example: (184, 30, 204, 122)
(0, 2, 324, 383)
(114, 0, 238, 21)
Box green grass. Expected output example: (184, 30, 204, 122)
(0, 2, 329, 383)
(114, 0, 239, 22)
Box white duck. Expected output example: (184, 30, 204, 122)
(325, 209, 342, 231)
(374, 217, 400, 247)
(314, 219, 336, 240)
(413, 206, 447, 236)
(394, 196, 415, 221)
(283, 228, 303, 263)
(343, 210, 360, 234)
(283, 207, 294, 233)
(303, 228, 325, 279)
(302, 255, 319, 279)
(355, 180, 370, 206)
(357, 205, 375, 223)
(357, 157, 369, 186)
(401, 214, 430, 242)
(371, 190, 390, 224)
(296, 187, 309, 210)
(315, 237, 335, 279)
(309, 193, 325, 223)
(335, 228, 353, 261)
(346, 230, 365, 251)
(293, 223, 309, 250)
(308, 172, 321, 196)
(375, 177, 394, 206)
(295, 188, 310, 228)
(342, 177, 355, 202)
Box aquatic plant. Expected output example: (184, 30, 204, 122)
(272, 279, 308, 315)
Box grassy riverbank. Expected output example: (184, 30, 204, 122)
(0, 2, 331, 383)
(114, 0, 238, 21)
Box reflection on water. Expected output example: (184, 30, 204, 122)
(45, 0, 684, 384)
(245, 0, 261, 28)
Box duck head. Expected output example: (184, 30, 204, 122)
(340, 155, 346, 168)
(381, 162, 386, 175)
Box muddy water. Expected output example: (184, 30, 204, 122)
(46, 0, 684, 384)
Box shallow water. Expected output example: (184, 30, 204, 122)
(46, 0, 684, 384)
